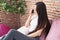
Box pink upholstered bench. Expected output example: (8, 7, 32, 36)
(46, 18, 60, 40)
(39, 18, 60, 40)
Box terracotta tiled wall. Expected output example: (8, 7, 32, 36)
(20, 0, 60, 26)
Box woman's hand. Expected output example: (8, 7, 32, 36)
(29, 9, 33, 16)
(24, 9, 33, 28)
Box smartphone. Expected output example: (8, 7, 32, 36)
(31, 9, 34, 13)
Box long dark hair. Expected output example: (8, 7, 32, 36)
(35, 2, 51, 39)
(29, 2, 51, 39)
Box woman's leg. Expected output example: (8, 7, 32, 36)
(3, 29, 35, 40)
(34, 36, 40, 40)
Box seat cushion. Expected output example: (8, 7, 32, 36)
(46, 18, 60, 40)
(0, 24, 10, 37)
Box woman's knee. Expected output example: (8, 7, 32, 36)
(6, 29, 16, 35)
(8, 29, 14, 33)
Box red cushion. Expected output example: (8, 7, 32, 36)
(0, 24, 10, 37)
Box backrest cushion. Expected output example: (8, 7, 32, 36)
(0, 24, 10, 37)
(46, 18, 60, 40)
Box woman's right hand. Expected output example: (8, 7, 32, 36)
(29, 9, 32, 16)
(24, 9, 32, 28)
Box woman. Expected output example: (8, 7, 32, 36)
(1, 2, 51, 40)
(17, 9, 38, 35)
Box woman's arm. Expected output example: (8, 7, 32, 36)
(24, 9, 33, 28)
(27, 28, 44, 38)
(24, 15, 32, 28)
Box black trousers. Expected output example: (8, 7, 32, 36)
(2, 29, 39, 40)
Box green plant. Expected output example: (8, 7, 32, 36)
(0, 0, 26, 14)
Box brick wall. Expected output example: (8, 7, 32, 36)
(0, 0, 60, 28)
(0, 11, 20, 29)
(20, 0, 60, 26)
(43, 0, 60, 19)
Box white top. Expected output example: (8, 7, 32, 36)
(17, 15, 38, 35)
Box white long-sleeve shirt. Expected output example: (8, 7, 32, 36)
(17, 15, 38, 35)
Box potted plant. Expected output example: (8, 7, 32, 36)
(0, 0, 26, 29)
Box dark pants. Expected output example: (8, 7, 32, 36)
(2, 29, 39, 40)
